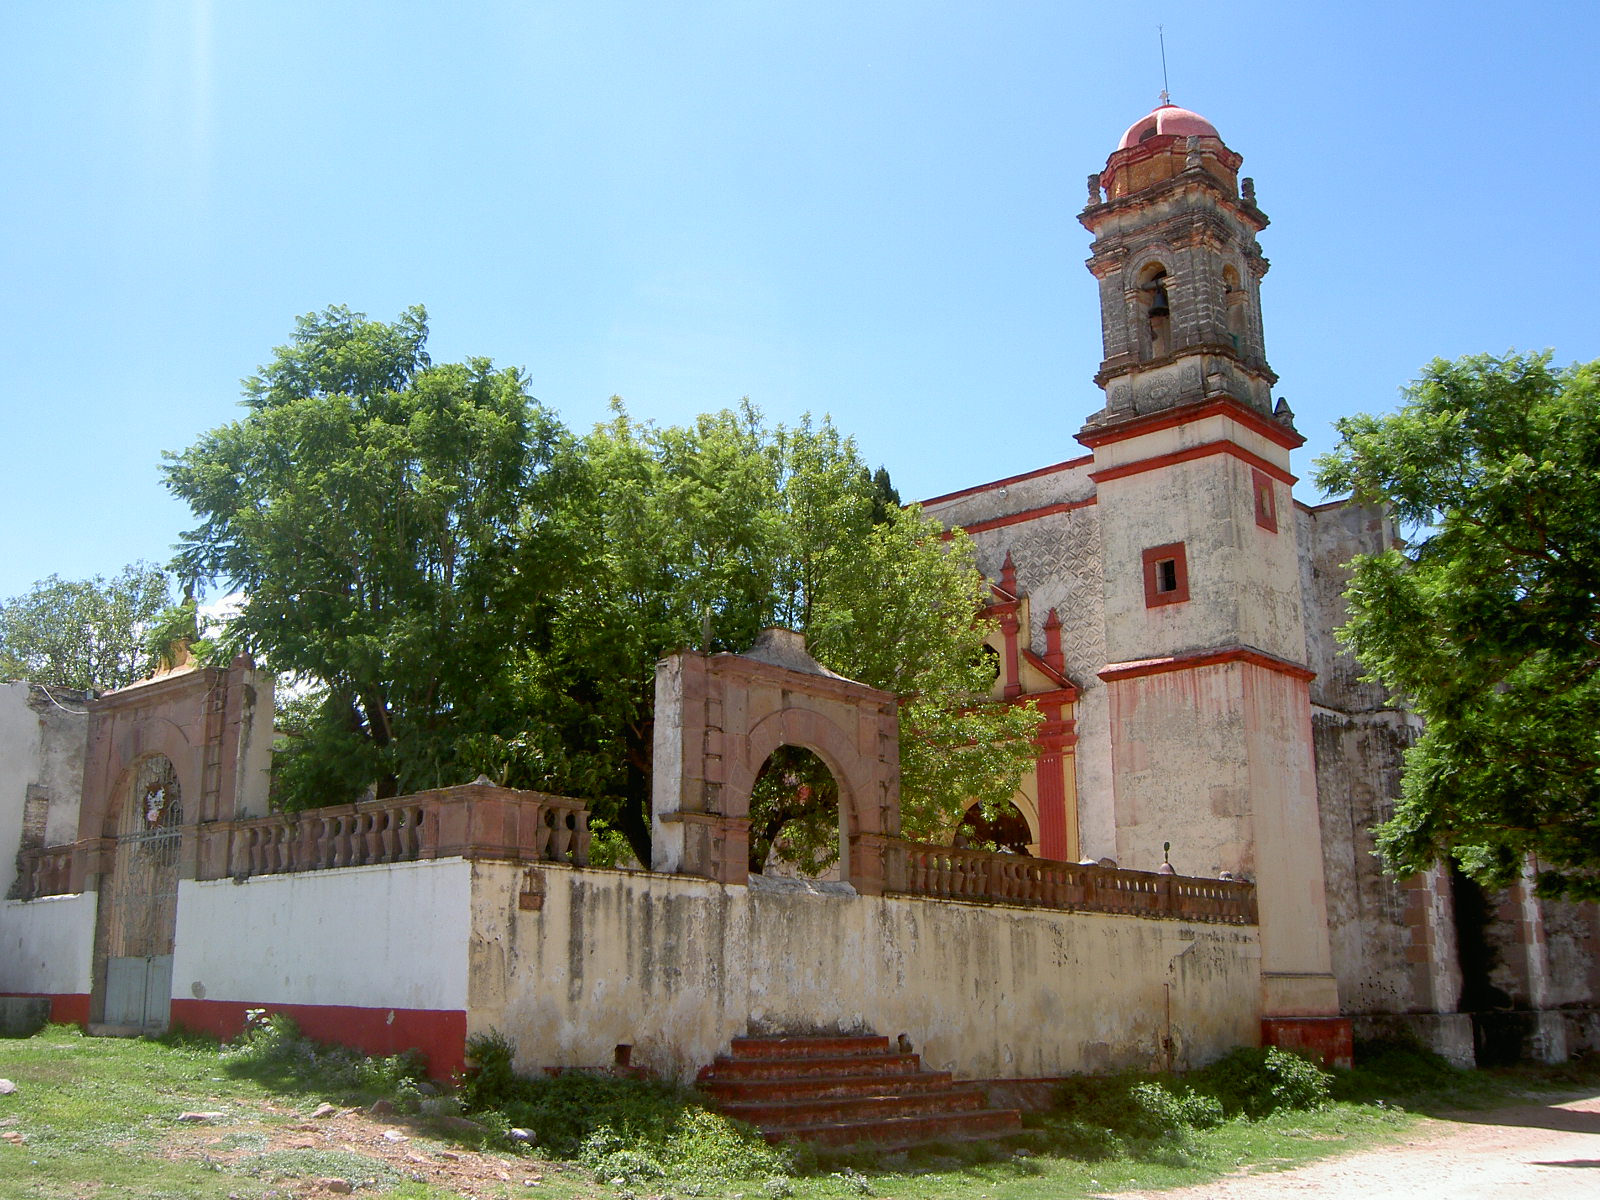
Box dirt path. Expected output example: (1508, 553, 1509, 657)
(1118, 1092, 1600, 1200)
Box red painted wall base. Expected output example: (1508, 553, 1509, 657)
(0, 992, 90, 1026)
(169, 999, 468, 1081)
(1261, 1016, 1354, 1070)
(4, 992, 466, 1080)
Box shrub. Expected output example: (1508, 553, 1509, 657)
(1128, 1082, 1224, 1137)
(1191, 1047, 1331, 1119)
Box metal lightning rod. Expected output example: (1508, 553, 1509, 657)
(1158, 25, 1171, 105)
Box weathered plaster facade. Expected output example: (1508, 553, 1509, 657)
(472, 864, 1261, 1083)
(0, 682, 90, 900)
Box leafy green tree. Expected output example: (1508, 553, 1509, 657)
(164, 306, 574, 805)
(0, 563, 172, 691)
(1314, 351, 1600, 899)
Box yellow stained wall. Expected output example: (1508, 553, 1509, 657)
(468, 863, 1261, 1081)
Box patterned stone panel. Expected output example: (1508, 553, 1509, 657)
(973, 508, 1106, 687)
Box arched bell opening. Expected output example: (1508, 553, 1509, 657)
(1223, 263, 1248, 353)
(1137, 262, 1172, 359)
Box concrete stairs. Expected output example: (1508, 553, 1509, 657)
(697, 1034, 1023, 1151)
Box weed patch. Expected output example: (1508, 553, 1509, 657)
(220, 1009, 428, 1110)
(459, 1030, 793, 1185)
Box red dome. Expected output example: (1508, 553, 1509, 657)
(1117, 104, 1220, 150)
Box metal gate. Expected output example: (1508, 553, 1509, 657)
(99, 756, 182, 1031)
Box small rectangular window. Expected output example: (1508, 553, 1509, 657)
(1142, 543, 1189, 608)
(1253, 468, 1278, 533)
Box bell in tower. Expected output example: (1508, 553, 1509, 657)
(1079, 104, 1284, 430)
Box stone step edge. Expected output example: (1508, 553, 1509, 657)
(700, 1070, 957, 1099)
(698, 1052, 923, 1080)
(727, 1034, 891, 1059)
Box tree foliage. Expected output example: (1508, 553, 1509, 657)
(167, 308, 1038, 868)
(164, 305, 574, 803)
(0, 563, 172, 691)
(1314, 351, 1600, 899)
(494, 402, 1039, 866)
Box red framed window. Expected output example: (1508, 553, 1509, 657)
(1253, 468, 1278, 533)
(1142, 542, 1189, 607)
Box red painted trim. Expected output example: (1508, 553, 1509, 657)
(168, 999, 468, 1081)
(1018, 650, 1077, 696)
(955, 495, 1098, 536)
(1141, 543, 1189, 608)
(1, 992, 91, 1026)
(1090, 440, 1296, 487)
(1076, 396, 1305, 452)
(920, 456, 1095, 507)
(1261, 1016, 1353, 1070)
(1034, 750, 1069, 861)
(1100, 645, 1316, 683)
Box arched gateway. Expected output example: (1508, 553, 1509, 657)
(650, 629, 901, 891)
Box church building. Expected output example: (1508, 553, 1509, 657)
(3, 103, 1596, 1084)
(923, 102, 1600, 1066)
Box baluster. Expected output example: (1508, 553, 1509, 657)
(554, 808, 574, 862)
(533, 804, 552, 860)
(573, 810, 591, 866)
(358, 811, 378, 865)
(401, 805, 419, 859)
(332, 815, 351, 867)
(376, 807, 398, 862)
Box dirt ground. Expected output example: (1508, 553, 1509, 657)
(1115, 1091, 1600, 1200)
(161, 1100, 594, 1199)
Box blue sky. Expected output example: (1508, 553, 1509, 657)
(2, 1, 1594, 601)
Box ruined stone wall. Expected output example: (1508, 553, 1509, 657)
(1299, 500, 1469, 1059)
(470, 864, 1262, 1083)
(0, 682, 90, 900)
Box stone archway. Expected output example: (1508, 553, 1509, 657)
(93, 755, 184, 1031)
(651, 629, 900, 891)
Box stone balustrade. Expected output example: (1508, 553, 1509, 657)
(12, 783, 589, 898)
(208, 784, 590, 880)
(884, 838, 1256, 925)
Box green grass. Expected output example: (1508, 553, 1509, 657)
(2, 1024, 1598, 1200)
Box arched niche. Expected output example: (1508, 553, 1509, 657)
(651, 629, 900, 891)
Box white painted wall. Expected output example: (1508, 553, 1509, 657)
(0, 893, 96, 996)
(470, 864, 1261, 1082)
(172, 859, 472, 1010)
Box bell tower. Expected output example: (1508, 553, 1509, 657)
(1082, 104, 1280, 427)
(1079, 104, 1350, 1063)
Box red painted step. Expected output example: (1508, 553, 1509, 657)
(719, 1084, 987, 1128)
(698, 1051, 924, 1081)
(698, 1033, 1022, 1151)
(700, 1070, 958, 1103)
(727, 1034, 890, 1060)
